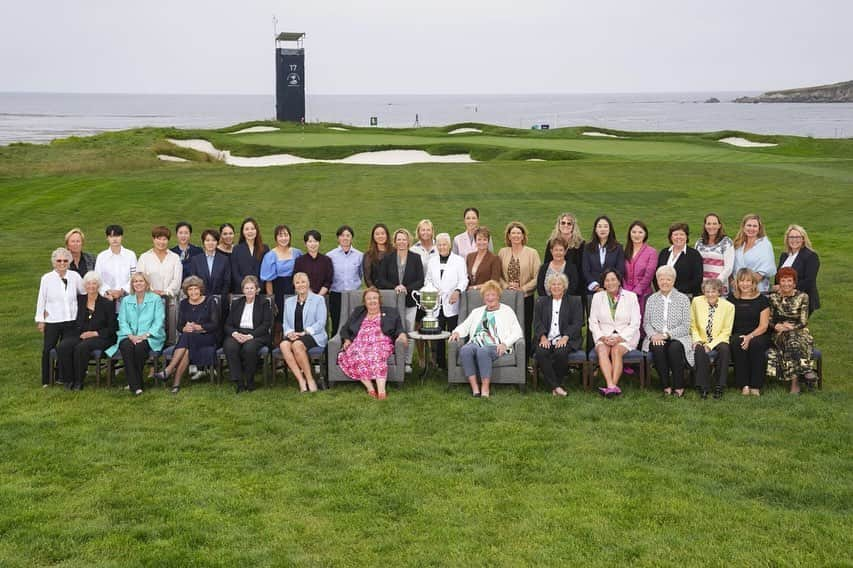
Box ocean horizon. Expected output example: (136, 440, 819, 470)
(2, 90, 852, 145)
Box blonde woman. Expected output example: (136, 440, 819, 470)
(775, 224, 820, 314)
(727, 268, 770, 396)
(732, 214, 775, 292)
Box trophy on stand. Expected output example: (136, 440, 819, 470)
(412, 283, 442, 334)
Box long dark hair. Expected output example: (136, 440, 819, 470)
(624, 220, 648, 259)
(365, 223, 390, 264)
(700, 213, 727, 245)
(586, 215, 619, 252)
(238, 217, 266, 261)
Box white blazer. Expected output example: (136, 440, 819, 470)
(426, 253, 469, 317)
(588, 288, 641, 350)
(35, 270, 84, 323)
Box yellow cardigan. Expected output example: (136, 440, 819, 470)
(690, 296, 734, 349)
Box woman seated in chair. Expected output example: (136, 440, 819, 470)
(280, 272, 328, 393)
(533, 273, 583, 397)
(337, 287, 408, 400)
(223, 275, 271, 393)
(767, 267, 818, 394)
(690, 278, 734, 400)
(154, 276, 219, 394)
(57, 271, 116, 391)
(588, 269, 641, 398)
(643, 265, 693, 397)
(449, 280, 523, 398)
(106, 272, 165, 396)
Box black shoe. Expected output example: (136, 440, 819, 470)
(713, 386, 724, 400)
(71, 384, 83, 391)
(235, 384, 244, 393)
(245, 384, 255, 392)
(64, 382, 73, 391)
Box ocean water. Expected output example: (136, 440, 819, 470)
(1, 91, 852, 145)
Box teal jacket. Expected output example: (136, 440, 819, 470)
(106, 292, 166, 356)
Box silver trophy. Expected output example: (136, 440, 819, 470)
(412, 282, 442, 334)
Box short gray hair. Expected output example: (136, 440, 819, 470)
(82, 271, 102, 287)
(701, 278, 723, 294)
(182, 275, 205, 295)
(51, 247, 72, 263)
(435, 232, 452, 246)
(544, 272, 569, 290)
(655, 265, 677, 281)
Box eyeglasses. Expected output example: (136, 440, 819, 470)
(55, 259, 69, 263)
(560, 221, 574, 226)
(787, 236, 804, 240)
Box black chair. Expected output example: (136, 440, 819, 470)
(161, 295, 222, 386)
(108, 295, 176, 387)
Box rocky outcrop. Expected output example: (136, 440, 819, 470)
(734, 80, 853, 103)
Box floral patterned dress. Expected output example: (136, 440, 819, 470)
(766, 291, 814, 381)
(337, 315, 395, 380)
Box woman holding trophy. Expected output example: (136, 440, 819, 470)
(423, 233, 469, 369)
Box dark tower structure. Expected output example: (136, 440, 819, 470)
(275, 32, 306, 122)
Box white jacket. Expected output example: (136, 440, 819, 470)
(453, 304, 523, 351)
(588, 288, 641, 350)
(35, 270, 84, 323)
(426, 253, 469, 317)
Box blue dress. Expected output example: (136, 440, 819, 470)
(175, 296, 219, 367)
(260, 248, 303, 316)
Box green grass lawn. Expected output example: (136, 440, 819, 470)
(0, 124, 851, 566)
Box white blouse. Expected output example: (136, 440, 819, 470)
(35, 270, 84, 323)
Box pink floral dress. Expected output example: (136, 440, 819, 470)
(337, 315, 395, 380)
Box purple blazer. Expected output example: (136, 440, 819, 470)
(624, 244, 657, 304)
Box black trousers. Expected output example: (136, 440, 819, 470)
(693, 343, 731, 390)
(435, 313, 458, 369)
(523, 294, 535, 362)
(731, 334, 769, 389)
(534, 344, 570, 389)
(329, 291, 343, 337)
(650, 339, 686, 389)
(57, 335, 111, 387)
(41, 321, 77, 385)
(223, 337, 266, 388)
(118, 339, 151, 391)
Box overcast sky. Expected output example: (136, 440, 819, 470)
(2, 0, 849, 95)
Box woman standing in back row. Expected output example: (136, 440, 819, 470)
(544, 213, 584, 295)
(498, 221, 541, 360)
(732, 213, 775, 293)
(695, 213, 734, 295)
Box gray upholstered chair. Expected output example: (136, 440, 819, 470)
(327, 289, 408, 386)
(447, 289, 527, 390)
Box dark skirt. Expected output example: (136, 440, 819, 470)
(272, 276, 295, 317)
(282, 334, 318, 350)
(175, 332, 218, 367)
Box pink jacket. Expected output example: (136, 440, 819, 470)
(588, 289, 641, 350)
(624, 244, 657, 301)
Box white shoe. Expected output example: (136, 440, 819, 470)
(405, 364, 413, 374)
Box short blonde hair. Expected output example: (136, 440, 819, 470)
(733, 268, 760, 298)
(479, 279, 503, 299)
(293, 271, 311, 287)
(783, 224, 814, 254)
(393, 228, 412, 246)
(64, 228, 85, 246)
(130, 271, 152, 291)
(415, 219, 434, 241)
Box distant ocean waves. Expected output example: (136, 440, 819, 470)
(1, 91, 851, 144)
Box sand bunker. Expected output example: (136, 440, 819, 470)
(526, 158, 546, 162)
(718, 137, 778, 148)
(328, 127, 350, 131)
(582, 131, 622, 138)
(157, 154, 188, 162)
(166, 139, 476, 167)
(448, 127, 483, 134)
(230, 126, 280, 134)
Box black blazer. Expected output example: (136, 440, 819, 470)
(74, 294, 117, 344)
(375, 252, 425, 308)
(340, 306, 406, 342)
(189, 252, 231, 296)
(536, 260, 580, 297)
(224, 296, 273, 346)
(230, 242, 270, 292)
(171, 244, 204, 276)
(582, 243, 626, 292)
(543, 240, 584, 280)
(779, 248, 820, 313)
(532, 295, 584, 352)
(655, 246, 703, 297)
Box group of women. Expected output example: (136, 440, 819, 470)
(36, 210, 820, 398)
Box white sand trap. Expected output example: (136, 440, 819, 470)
(166, 139, 476, 167)
(328, 127, 349, 131)
(230, 126, 280, 134)
(157, 154, 188, 162)
(582, 131, 622, 138)
(448, 127, 482, 134)
(526, 158, 546, 162)
(718, 137, 778, 148)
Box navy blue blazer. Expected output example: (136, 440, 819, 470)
(230, 242, 270, 292)
(582, 243, 626, 292)
(779, 248, 820, 313)
(189, 252, 231, 296)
